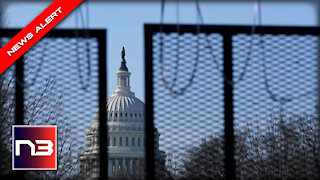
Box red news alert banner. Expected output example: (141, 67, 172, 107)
(0, 0, 84, 75)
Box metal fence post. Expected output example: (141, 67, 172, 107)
(14, 57, 25, 179)
(223, 32, 235, 180)
(145, 24, 155, 180)
(98, 30, 108, 180)
(15, 57, 24, 126)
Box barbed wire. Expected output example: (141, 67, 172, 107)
(258, 0, 317, 103)
(75, 0, 91, 91)
(10, 35, 47, 88)
(159, 0, 200, 96)
(159, 0, 261, 96)
(201, 0, 260, 86)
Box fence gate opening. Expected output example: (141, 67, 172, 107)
(145, 24, 320, 180)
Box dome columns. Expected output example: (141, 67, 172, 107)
(113, 70, 135, 96)
(116, 71, 131, 90)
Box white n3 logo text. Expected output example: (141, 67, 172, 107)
(15, 140, 54, 156)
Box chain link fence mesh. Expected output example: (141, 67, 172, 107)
(233, 34, 320, 179)
(24, 36, 100, 179)
(0, 30, 106, 180)
(146, 25, 320, 180)
(0, 36, 15, 176)
(151, 31, 225, 179)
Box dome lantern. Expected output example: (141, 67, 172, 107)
(113, 47, 134, 96)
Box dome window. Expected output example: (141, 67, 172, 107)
(113, 137, 116, 146)
(126, 137, 129, 146)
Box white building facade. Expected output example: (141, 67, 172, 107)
(79, 48, 164, 179)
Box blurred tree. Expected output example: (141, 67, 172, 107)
(180, 135, 225, 180)
(178, 109, 320, 180)
(0, 68, 79, 179)
(0, 69, 15, 176)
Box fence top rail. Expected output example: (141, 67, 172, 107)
(145, 24, 320, 35)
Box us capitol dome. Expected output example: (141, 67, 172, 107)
(79, 47, 165, 179)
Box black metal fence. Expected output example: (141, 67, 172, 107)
(0, 29, 107, 179)
(1, 25, 320, 180)
(145, 24, 320, 180)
